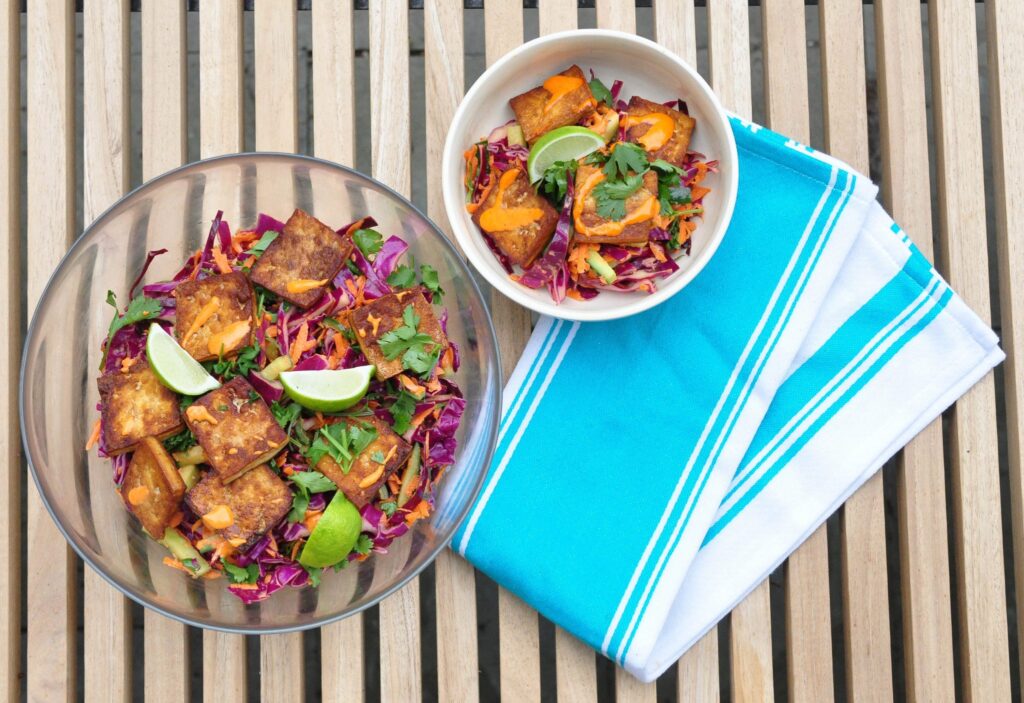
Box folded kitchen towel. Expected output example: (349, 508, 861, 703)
(450, 118, 1003, 682)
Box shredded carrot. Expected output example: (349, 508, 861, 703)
(196, 535, 223, 552)
(183, 296, 221, 341)
(689, 186, 710, 202)
(286, 278, 328, 295)
(187, 248, 204, 281)
(397, 374, 426, 397)
(303, 510, 323, 532)
(265, 324, 278, 338)
(211, 247, 233, 274)
(162, 557, 190, 573)
(84, 419, 102, 451)
(409, 405, 435, 431)
(120, 356, 137, 373)
(425, 376, 442, 394)
(650, 242, 667, 263)
(202, 570, 222, 580)
(276, 453, 288, 467)
(283, 465, 295, 476)
(206, 319, 251, 356)
(127, 485, 150, 505)
(212, 539, 237, 562)
(202, 504, 235, 530)
(566, 288, 587, 302)
(168, 511, 184, 528)
(290, 321, 310, 365)
(404, 500, 432, 526)
(186, 404, 219, 425)
(387, 473, 402, 494)
(229, 582, 260, 590)
(289, 540, 302, 561)
(358, 465, 385, 489)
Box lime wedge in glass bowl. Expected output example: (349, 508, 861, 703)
(299, 492, 363, 568)
(526, 126, 605, 182)
(279, 365, 376, 412)
(145, 323, 221, 396)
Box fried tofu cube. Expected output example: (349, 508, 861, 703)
(574, 163, 660, 245)
(349, 289, 448, 381)
(97, 363, 184, 455)
(471, 168, 559, 268)
(121, 436, 186, 538)
(623, 96, 696, 167)
(173, 272, 255, 362)
(509, 65, 598, 145)
(185, 464, 291, 549)
(249, 208, 353, 309)
(184, 377, 288, 483)
(316, 417, 412, 508)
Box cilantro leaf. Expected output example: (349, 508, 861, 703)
(205, 343, 260, 380)
(389, 390, 419, 435)
(403, 345, 442, 376)
(419, 264, 444, 302)
(378, 305, 433, 360)
(386, 263, 416, 288)
(162, 429, 196, 454)
(102, 292, 163, 369)
(222, 561, 260, 584)
(303, 564, 322, 587)
(352, 228, 384, 258)
(354, 534, 373, 556)
(288, 489, 309, 523)
(380, 501, 397, 517)
(583, 151, 609, 166)
(589, 75, 614, 105)
(305, 423, 379, 473)
(603, 142, 649, 180)
(271, 400, 302, 429)
(288, 470, 337, 493)
(249, 230, 279, 255)
(537, 159, 578, 203)
(593, 173, 645, 221)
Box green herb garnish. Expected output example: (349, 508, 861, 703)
(352, 228, 384, 258)
(101, 291, 163, 370)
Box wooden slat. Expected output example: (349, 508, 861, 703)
(654, 0, 697, 66)
(927, 1, 1013, 699)
(198, 2, 248, 698)
(311, 3, 364, 700)
(0, 0, 18, 701)
(538, 0, 576, 36)
(819, 3, 894, 701)
(25, 0, 76, 699)
(874, 1, 956, 701)
(368, 3, 420, 700)
(140, 2, 189, 699)
(479, 4, 541, 702)
(253, 3, 305, 699)
(763, 2, 835, 700)
(596, 0, 635, 33)
(554, 629, 597, 703)
(985, 0, 1024, 689)
(423, 3, 479, 701)
(83, 0, 131, 700)
(706, 3, 770, 700)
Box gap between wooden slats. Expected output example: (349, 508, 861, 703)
(198, 1, 248, 699)
(873, 1, 956, 700)
(310, 2, 365, 701)
(0, 0, 19, 701)
(422, 3, 480, 699)
(368, 3, 421, 701)
(83, 1, 131, 700)
(706, 3, 776, 702)
(478, 3, 541, 702)
(140, 2, 190, 699)
(761, 1, 836, 700)
(985, 0, 1024, 692)
(819, 2, 895, 701)
(927, 1, 1013, 699)
(252, 2, 305, 700)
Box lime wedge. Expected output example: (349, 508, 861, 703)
(526, 126, 606, 182)
(299, 492, 363, 568)
(146, 323, 222, 395)
(279, 365, 376, 412)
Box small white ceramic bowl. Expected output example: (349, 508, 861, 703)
(442, 29, 739, 322)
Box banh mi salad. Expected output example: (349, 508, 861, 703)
(464, 64, 717, 302)
(88, 208, 464, 603)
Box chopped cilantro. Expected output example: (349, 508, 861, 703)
(249, 230, 279, 254)
(288, 490, 309, 523)
(271, 400, 302, 430)
(602, 142, 649, 180)
(346, 259, 362, 276)
(378, 305, 440, 377)
(537, 159, 577, 203)
(206, 343, 260, 380)
(583, 151, 609, 166)
(286, 470, 337, 523)
(371, 450, 386, 464)
(593, 173, 645, 221)
(354, 534, 373, 556)
(179, 395, 196, 412)
(303, 564, 322, 587)
(589, 75, 614, 105)
(419, 264, 444, 302)
(389, 390, 419, 435)
(222, 561, 259, 585)
(380, 501, 397, 517)
(101, 291, 163, 369)
(386, 262, 416, 288)
(305, 422, 378, 473)
(162, 429, 196, 453)
(352, 228, 384, 258)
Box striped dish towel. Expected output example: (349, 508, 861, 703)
(450, 118, 1003, 682)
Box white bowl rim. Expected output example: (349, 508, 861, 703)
(442, 28, 739, 322)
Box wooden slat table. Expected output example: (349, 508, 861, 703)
(5, 2, 1022, 701)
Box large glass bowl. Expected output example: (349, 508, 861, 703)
(20, 153, 501, 633)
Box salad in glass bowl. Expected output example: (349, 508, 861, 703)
(88, 207, 463, 604)
(463, 64, 717, 304)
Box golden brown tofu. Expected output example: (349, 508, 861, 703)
(316, 416, 411, 508)
(249, 208, 353, 308)
(471, 168, 559, 268)
(349, 289, 448, 381)
(509, 65, 598, 145)
(623, 96, 696, 167)
(573, 163, 660, 246)
(97, 363, 184, 455)
(173, 272, 255, 362)
(185, 464, 291, 549)
(184, 377, 288, 483)
(121, 436, 186, 538)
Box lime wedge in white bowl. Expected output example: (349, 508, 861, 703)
(146, 323, 222, 396)
(526, 126, 605, 182)
(279, 365, 376, 412)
